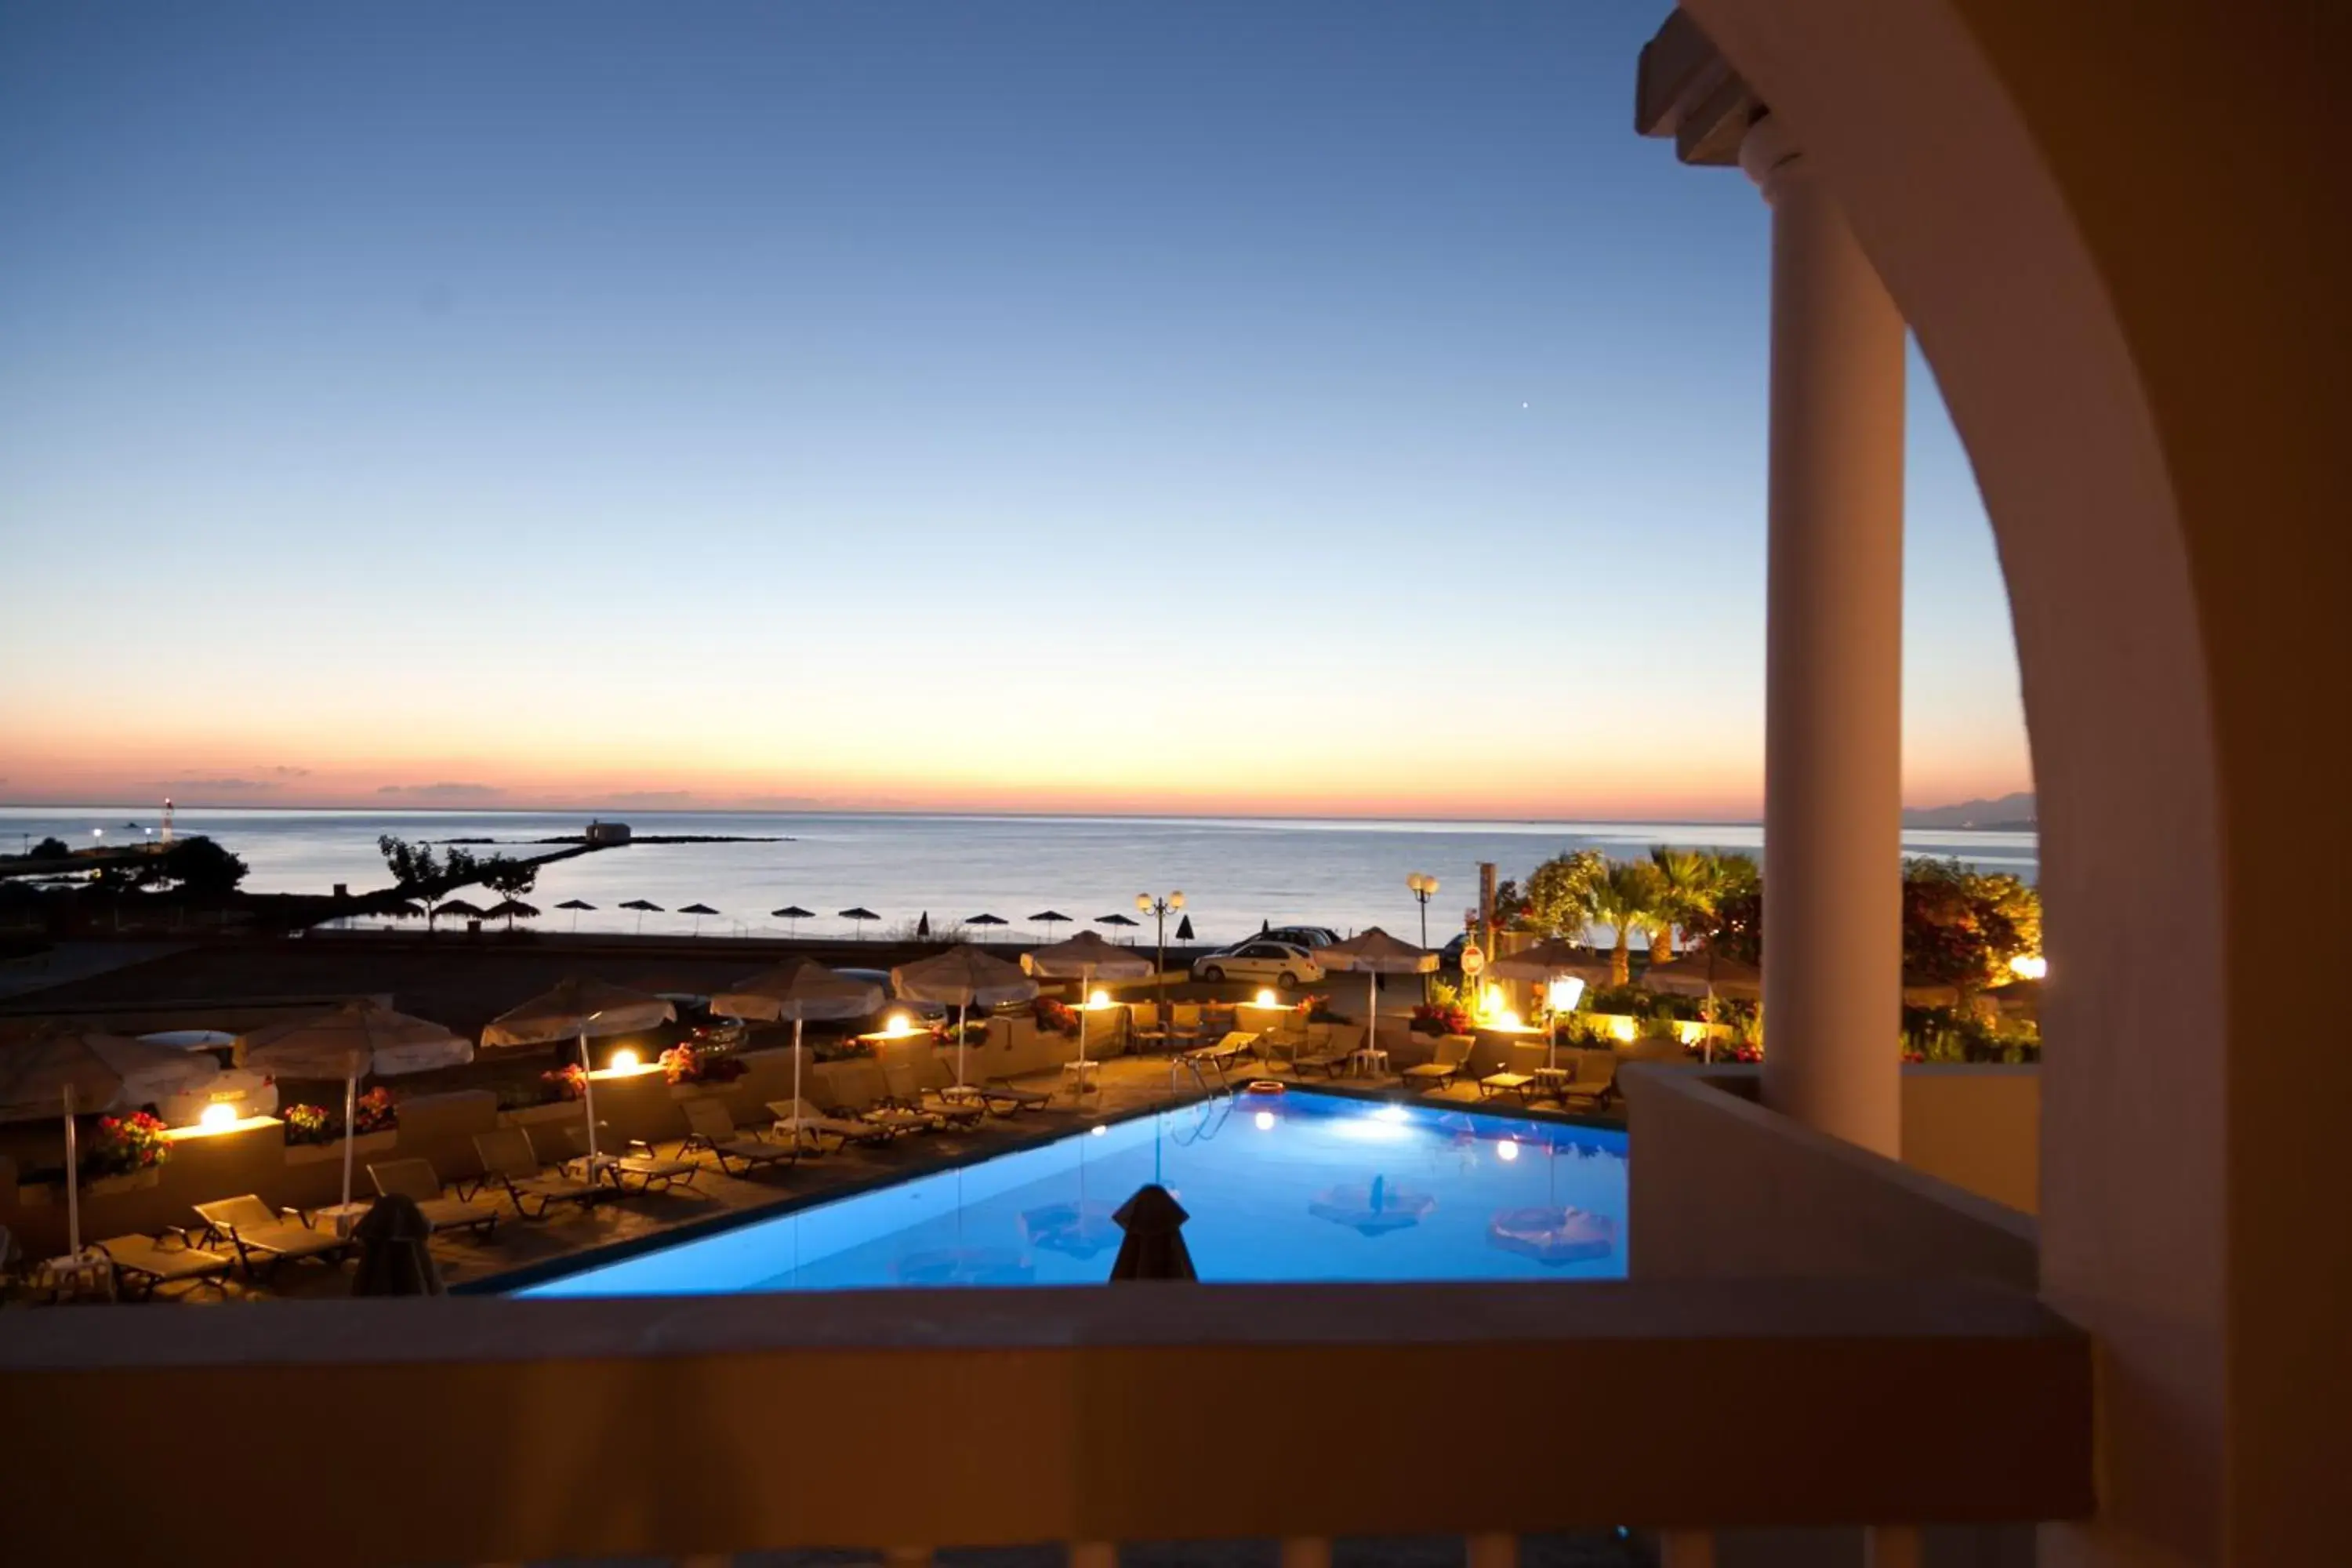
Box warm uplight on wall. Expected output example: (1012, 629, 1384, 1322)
(1481, 984, 1505, 1016)
(2009, 954, 2049, 980)
(1255, 988, 1278, 1007)
(885, 1012, 913, 1034)
(610, 1047, 641, 1072)
(198, 1102, 240, 1131)
(1087, 989, 1110, 1008)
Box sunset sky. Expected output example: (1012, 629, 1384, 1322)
(0, 3, 2031, 821)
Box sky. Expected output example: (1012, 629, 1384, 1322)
(0, 2, 2031, 821)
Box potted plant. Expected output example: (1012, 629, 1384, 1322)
(83, 1111, 172, 1192)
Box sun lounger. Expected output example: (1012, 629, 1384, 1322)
(97, 1229, 236, 1299)
(884, 1062, 983, 1127)
(1175, 1030, 1261, 1088)
(367, 1158, 503, 1238)
(768, 1097, 900, 1151)
(1290, 1026, 1363, 1076)
(558, 1123, 702, 1192)
(470, 1127, 599, 1218)
(679, 1096, 797, 1174)
(1559, 1048, 1621, 1111)
(827, 1062, 942, 1134)
(1401, 1034, 1478, 1091)
(193, 1195, 357, 1278)
(917, 1057, 1048, 1117)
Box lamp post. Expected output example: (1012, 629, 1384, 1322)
(1407, 873, 1439, 999)
(1137, 891, 1184, 1018)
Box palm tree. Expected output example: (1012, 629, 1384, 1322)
(1647, 847, 1719, 964)
(1587, 861, 1667, 987)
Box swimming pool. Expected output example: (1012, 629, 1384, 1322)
(519, 1089, 1629, 1297)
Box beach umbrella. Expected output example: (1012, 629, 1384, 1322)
(350, 1192, 444, 1296)
(483, 898, 540, 932)
(678, 902, 720, 936)
(893, 945, 1038, 1088)
(0, 1026, 220, 1257)
(1109, 1184, 1197, 1282)
(481, 978, 675, 1167)
(711, 958, 884, 1149)
(1095, 912, 1140, 943)
(1024, 931, 1154, 1084)
(1308, 1174, 1436, 1237)
(1174, 915, 1195, 942)
(771, 905, 814, 938)
(1029, 910, 1071, 943)
(840, 906, 880, 938)
(967, 913, 1007, 944)
(555, 898, 596, 931)
(1490, 940, 1614, 1069)
(244, 1000, 472, 1219)
(1316, 927, 1436, 1068)
(437, 898, 488, 927)
(619, 898, 663, 934)
(1640, 949, 1762, 1064)
(917, 911, 931, 938)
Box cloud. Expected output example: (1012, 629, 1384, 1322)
(604, 789, 695, 807)
(734, 793, 826, 810)
(158, 777, 279, 793)
(266, 765, 311, 778)
(377, 782, 506, 800)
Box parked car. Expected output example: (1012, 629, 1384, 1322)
(1191, 941, 1326, 989)
(1256, 925, 1339, 949)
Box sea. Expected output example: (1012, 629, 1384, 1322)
(1, 807, 2037, 949)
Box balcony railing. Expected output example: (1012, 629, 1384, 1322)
(0, 1276, 2091, 1565)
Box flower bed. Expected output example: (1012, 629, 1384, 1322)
(84, 1111, 170, 1178)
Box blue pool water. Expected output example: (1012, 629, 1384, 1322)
(520, 1091, 1628, 1296)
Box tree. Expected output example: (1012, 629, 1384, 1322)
(476, 855, 539, 902)
(1587, 861, 1668, 987)
(1646, 847, 1721, 964)
(158, 837, 248, 897)
(1515, 849, 1606, 939)
(1900, 858, 2042, 997)
(378, 834, 442, 891)
(1685, 852, 1762, 964)
(29, 836, 70, 861)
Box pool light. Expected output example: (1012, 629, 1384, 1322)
(1497, 1138, 1519, 1162)
(1091, 1124, 1108, 1137)
(1254, 1110, 1276, 1131)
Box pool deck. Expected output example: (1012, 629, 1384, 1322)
(124, 1054, 1622, 1304)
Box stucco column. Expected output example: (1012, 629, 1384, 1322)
(1744, 114, 1906, 1158)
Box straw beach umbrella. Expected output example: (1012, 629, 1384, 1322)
(556, 898, 596, 931)
(484, 898, 539, 932)
(711, 958, 884, 1149)
(1024, 930, 1153, 1085)
(245, 1000, 472, 1222)
(1315, 927, 1436, 1068)
(678, 902, 720, 936)
(0, 1025, 222, 1258)
(481, 979, 675, 1167)
(1029, 910, 1071, 943)
(967, 913, 1007, 944)
(1095, 913, 1140, 942)
(771, 906, 813, 938)
(1489, 939, 1613, 1069)
(893, 946, 1038, 1089)
(619, 898, 663, 933)
(840, 906, 879, 939)
(437, 897, 488, 927)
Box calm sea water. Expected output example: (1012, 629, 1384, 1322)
(0, 805, 2035, 949)
(521, 1090, 1632, 1295)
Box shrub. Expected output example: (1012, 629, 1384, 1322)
(84, 1111, 172, 1177)
(282, 1103, 336, 1145)
(1410, 1002, 1472, 1036)
(353, 1086, 397, 1134)
(542, 1062, 587, 1102)
(1033, 997, 1081, 1038)
(659, 1043, 747, 1086)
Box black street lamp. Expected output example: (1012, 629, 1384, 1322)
(1137, 891, 1185, 1017)
(1407, 873, 1439, 998)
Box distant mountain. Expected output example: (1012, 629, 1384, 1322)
(1904, 792, 2037, 830)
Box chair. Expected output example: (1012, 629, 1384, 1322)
(96, 1229, 235, 1299)
(470, 1127, 599, 1218)
(767, 1098, 899, 1152)
(367, 1158, 503, 1238)
(1129, 1002, 1169, 1053)
(1479, 1042, 1549, 1105)
(885, 1061, 983, 1128)
(1560, 1047, 1621, 1111)
(558, 1123, 702, 1192)
(1174, 1030, 1261, 1089)
(1400, 1034, 1478, 1091)
(1170, 1004, 1207, 1051)
(679, 1096, 797, 1174)
(192, 1196, 356, 1278)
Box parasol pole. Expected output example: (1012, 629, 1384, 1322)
(62, 1085, 81, 1258)
(1075, 964, 1092, 1092)
(956, 1002, 970, 1089)
(341, 1071, 359, 1215)
(579, 1029, 600, 1166)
